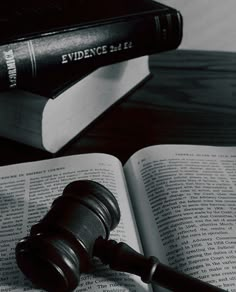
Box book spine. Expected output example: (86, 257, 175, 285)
(0, 11, 182, 91)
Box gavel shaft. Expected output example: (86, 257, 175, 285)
(152, 262, 225, 291)
(94, 238, 226, 292)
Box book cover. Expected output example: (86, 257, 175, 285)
(0, 56, 150, 153)
(0, 1, 182, 91)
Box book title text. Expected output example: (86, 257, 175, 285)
(61, 41, 133, 64)
(3, 49, 17, 88)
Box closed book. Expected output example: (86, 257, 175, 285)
(0, 56, 150, 153)
(0, 0, 182, 91)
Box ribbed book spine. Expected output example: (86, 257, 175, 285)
(0, 11, 182, 91)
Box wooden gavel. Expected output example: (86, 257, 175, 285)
(15, 180, 225, 292)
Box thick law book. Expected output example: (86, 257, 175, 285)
(0, 0, 182, 91)
(0, 144, 235, 291)
(0, 56, 150, 153)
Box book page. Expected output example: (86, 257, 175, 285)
(0, 153, 151, 292)
(124, 145, 236, 292)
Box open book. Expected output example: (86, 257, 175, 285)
(0, 144, 235, 291)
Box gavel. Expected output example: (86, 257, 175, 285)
(15, 180, 225, 292)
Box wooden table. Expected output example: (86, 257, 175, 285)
(1, 49, 236, 166)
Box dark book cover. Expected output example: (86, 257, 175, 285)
(0, 0, 179, 40)
(0, 0, 183, 92)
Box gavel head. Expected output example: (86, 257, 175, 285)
(15, 180, 120, 292)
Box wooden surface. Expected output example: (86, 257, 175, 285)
(1, 49, 236, 166)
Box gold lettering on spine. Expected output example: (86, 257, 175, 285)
(60, 41, 133, 65)
(3, 49, 17, 88)
(61, 45, 108, 64)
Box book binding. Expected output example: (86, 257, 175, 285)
(0, 8, 182, 91)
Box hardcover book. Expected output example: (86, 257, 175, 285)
(0, 144, 235, 291)
(0, 56, 150, 153)
(0, 0, 182, 91)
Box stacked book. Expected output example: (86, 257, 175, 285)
(0, 0, 183, 153)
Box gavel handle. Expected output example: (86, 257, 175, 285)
(93, 238, 226, 292)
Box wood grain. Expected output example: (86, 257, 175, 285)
(1, 50, 236, 166)
(61, 50, 236, 164)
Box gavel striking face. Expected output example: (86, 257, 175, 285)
(15, 180, 121, 292)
